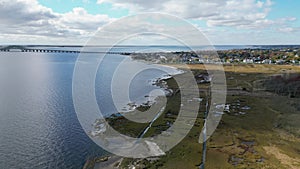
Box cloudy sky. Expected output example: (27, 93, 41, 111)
(0, 0, 299, 45)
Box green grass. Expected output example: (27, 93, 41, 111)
(107, 66, 300, 169)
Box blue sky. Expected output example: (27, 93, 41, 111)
(0, 0, 299, 45)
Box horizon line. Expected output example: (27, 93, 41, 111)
(1, 44, 300, 47)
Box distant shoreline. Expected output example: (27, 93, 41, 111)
(1, 45, 300, 50)
(2, 44, 300, 47)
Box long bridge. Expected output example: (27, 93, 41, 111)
(0, 45, 131, 55)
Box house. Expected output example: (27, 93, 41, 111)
(262, 59, 272, 64)
(243, 58, 254, 63)
(275, 59, 285, 64)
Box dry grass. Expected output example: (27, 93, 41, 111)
(166, 64, 300, 74)
(113, 63, 300, 169)
(263, 146, 300, 169)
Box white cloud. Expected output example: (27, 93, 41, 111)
(54, 7, 114, 35)
(0, 0, 56, 25)
(0, 0, 114, 44)
(0, 0, 299, 44)
(278, 27, 300, 33)
(96, 0, 300, 39)
(97, 0, 275, 29)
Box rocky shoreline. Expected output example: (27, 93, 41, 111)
(84, 68, 183, 169)
(83, 156, 123, 169)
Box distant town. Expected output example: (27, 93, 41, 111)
(131, 47, 300, 65)
(2, 45, 300, 65)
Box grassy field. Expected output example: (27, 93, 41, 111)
(95, 64, 300, 169)
(167, 64, 300, 74)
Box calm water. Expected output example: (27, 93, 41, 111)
(0, 49, 181, 169)
(1, 45, 295, 168)
(0, 52, 105, 169)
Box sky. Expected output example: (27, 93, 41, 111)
(0, 0, 300, 45)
